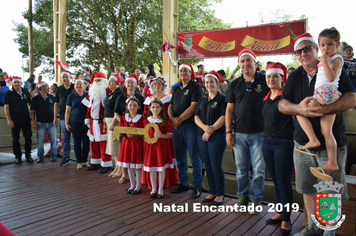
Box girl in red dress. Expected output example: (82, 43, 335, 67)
(143, 98, 177, 198)
(118, 97, 144, 194)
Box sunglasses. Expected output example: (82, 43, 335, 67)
(294, 45, 314, 56)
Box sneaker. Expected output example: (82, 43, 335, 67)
(293, 223, 323, 236)
(191, 187, 201, 198)
(58, 158, 71, 166)
(51, 156, 57, 162)
(234, 195, 248, 210)
(170, 183, 190, 193)
(248, 198, 262, 214)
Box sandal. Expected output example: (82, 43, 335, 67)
(77, 163, 82, 170)
(112, 172, 122, 178)
(118, 176, 127, 184)
(82, 162, 91, 168)
(294, 146, 317, 156)
(310, 167, 333, 181)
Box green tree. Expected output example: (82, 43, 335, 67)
(14, 0, 230, 79)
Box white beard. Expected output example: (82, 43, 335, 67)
(89, 79, 108, 100)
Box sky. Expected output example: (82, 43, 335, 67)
(1, 0, 356, 83)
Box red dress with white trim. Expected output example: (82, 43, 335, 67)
(117, 113, 144, 169)
(142, 116, 178, 189)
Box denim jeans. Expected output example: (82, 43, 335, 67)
(37, 122, 57, 158)
(60, 119, 71, 159)
(197, 132, 226, 196)
(71, 121, 89, 164)
(233, 132, 265, 201)
(262, 137, 294, 222)
(172, 123, 202, 187)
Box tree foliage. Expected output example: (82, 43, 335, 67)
(14, 0, 229, 78)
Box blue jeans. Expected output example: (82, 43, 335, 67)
(60, 119, 71, 159)
(263, 137, 294, 222)
(233, 132, 265, 201)
(172, 123, 202, 187)
(71, 121, 90, 164)
(37, 122, 57, 158)
(197, 132, 226, 196)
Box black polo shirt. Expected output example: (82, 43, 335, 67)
(31, 94, 55, 123)
(195, 93, 226, 135)
(104, 88, 124, 118)
(55, 83, 74, 119)
(281, 67, 355, 150)
(227, 72, 269, 134)
(4, 88, 31, 121)
(262, 93, 293, 140)
(171, 79, 203, 125)
(113, 91, 145, 116)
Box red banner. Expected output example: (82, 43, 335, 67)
(176, 20, 306, 60)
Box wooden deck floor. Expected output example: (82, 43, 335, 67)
(0, 158, 304, 236)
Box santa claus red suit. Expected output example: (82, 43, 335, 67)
(82, 72, 112, 173)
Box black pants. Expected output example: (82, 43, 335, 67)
(12, 119, 32, 159)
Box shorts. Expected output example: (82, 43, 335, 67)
(293, 142, 348, 201)
(104, 117, 120, 156)
(313, 86, 341, 105)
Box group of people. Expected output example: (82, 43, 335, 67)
(3, 27, 356, 236)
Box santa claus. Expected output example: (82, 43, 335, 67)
(82, 72, 112, 173)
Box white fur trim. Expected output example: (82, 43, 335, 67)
(266, 68, 284, 76)
(117, 161, 142, 169)
(109, 75, 118, 82)
(205, 74, 219, 82)
(90, 158, 101, 164)
(238, 53, 256, 62)
(125, 77, 137, 84)
(179, 64, 191, 71)
(294, 37, 316, 50)
(143, 163, 174, 172)
(101, 160, 113, 167)
(82, 97, 91, 108)
(124, 113, 142, 123)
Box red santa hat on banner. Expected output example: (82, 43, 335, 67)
(109, 74, 125, 85)
(37, 81, 48, 88)
(293, 33, 316, 50)
(125, 74, 138, 84)
(178, 63, 196, 80)
(205, 70, 225, 83)
(266, 62, 287, 82)
(90, 72, 106, 84)
(61, 70, 72, 79)
(74, 78, 84, 84)
(11, 76, 22, 83)
(238, 48, 256, 63)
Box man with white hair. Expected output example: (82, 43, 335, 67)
(54, 70, 74, 166)
(31, 81, 57, 163)
(4, 76, 33, 164)
(82, 72, 112, 173)
(225, 48, 269, 214)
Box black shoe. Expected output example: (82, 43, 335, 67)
(212, 200, 224, 205)
(149, 193, 156, 198)
(50, 157, 57, 162)
(266, 218, 282, 224)
(191, 187, 201, 198)
(126, 188, 133, 194)
(15, 158, 22, 164)
(132, 189, 141, 194)
(280, 222, 292, 235)
(99, 167, 112, 174)
(202, 197, 215, 203)
(87, 164, 101, 171)
(26, 157, 34, 163)
(37, 158, 44, 163)
(157, 194, 164, 199)
(170, 183, 190, 193)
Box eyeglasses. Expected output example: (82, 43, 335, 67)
(294, 45, 314, 56)
(246, 82, 252, 92)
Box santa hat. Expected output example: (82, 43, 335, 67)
(11, 76, 22, 83)
(293, 33, 316, 50)
(37, 81, 48, 88)
(74, 78, 84, 84)
(238, 48, 256, 63)
(90, 71, 106, 84)
(61, 70, 72, 79)
(178, 63, 196, 80)
(125, 74, 138, 84)
(266, 62, 287, 82)
(205, 70, 225, 83)
(109, 74, 125, 85)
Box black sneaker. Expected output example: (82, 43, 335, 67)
(51, 156, 57, 162)
(26, 157, 34, 163)
(58, 158, 71, 166)
(170, 183, 190, 193)
(191, 187, 201, 198)
(99, 167, 112, 174)
(87, 164, 101, 171)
